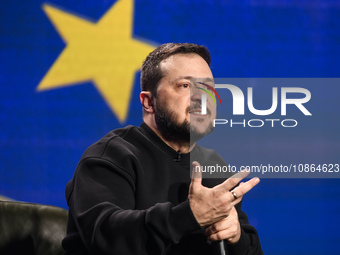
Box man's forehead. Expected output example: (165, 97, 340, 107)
(159, 53, 210, 70)
(190, 77, 214, 83)
(159, 54, 214, 85)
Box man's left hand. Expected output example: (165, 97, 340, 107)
(205, 206, 241, 244)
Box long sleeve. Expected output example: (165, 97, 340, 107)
(62, 124, 263, 255)
(64, 157, 202, 255)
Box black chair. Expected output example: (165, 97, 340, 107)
(0, 201, 68, 255)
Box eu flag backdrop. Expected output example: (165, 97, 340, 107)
(1, 0, 340, 254)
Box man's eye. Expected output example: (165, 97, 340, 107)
(182, 83, 189, 88)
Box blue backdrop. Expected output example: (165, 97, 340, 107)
(1, 0, 339, 254)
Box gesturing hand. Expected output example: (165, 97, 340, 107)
(188, 161, 260, 228)
(205, 206, 241, 244)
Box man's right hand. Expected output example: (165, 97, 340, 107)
(188, 161, 260, 228)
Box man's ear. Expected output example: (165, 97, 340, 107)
(140, 91, 154, 113)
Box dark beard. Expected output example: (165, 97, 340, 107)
(154, 102, 214, 143)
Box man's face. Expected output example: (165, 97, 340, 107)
(154, 53, 216, 143)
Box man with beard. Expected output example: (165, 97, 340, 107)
(62, 43, 263, 255)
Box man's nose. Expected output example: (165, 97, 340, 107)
(190, 83, 205, 102)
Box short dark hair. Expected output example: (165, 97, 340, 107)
(141, 43, 211, 96)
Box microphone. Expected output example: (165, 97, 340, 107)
(212, 241, 226, 255)
(174, 151, 182, 162)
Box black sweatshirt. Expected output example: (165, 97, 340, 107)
(62, 123, 263, 255)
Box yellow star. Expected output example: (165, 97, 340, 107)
(38, 0, 156, 122)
